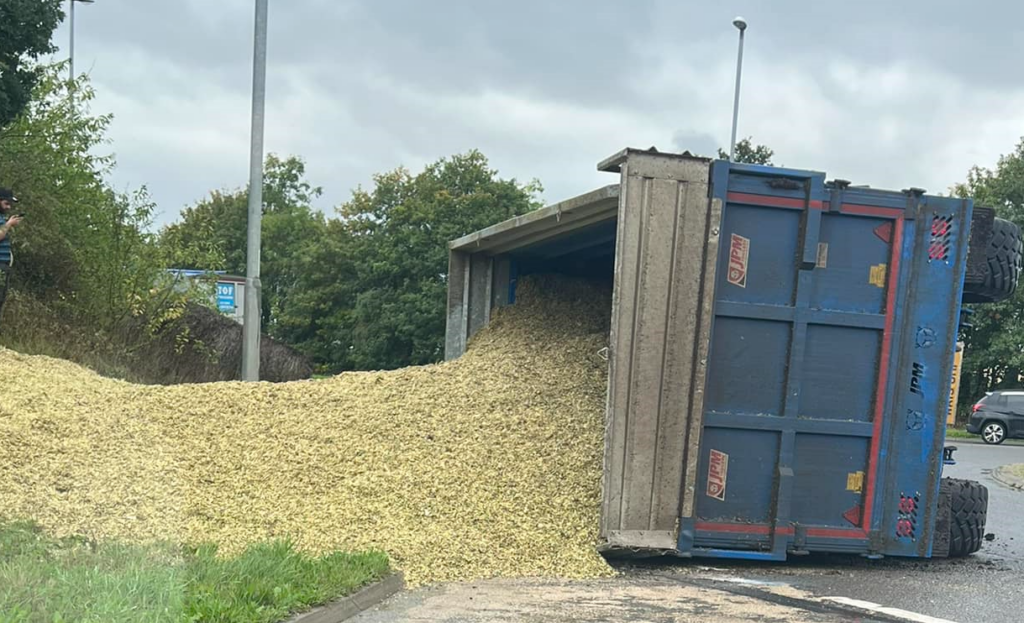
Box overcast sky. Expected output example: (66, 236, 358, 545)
(48, 0, 1024, 228)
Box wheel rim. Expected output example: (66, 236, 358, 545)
(983, 423, 1005, 443)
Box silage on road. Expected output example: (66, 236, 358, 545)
(0, 275, 615, 586)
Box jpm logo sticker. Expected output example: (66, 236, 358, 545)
(727, 234, 750, 288)
(707, 449, 729, 501)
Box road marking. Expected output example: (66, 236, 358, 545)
(700, 574, 960, 622)
(822, 596, 957, 623)
(706, 576, 791, 588)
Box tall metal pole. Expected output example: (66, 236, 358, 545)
(69, 0, 75, 82)
(729, 16, 747, 162)
(242, 0, 269, 381)
(68, 1, 93, 91)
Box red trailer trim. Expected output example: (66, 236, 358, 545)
(726, 192, 824, 211)
(696, 523, 867, 540)
(860, 217, 905, 531)
(842, 203, 904, 219)
(696, 522, 772, 534)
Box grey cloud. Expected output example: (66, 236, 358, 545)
(51, 0, 1024, 229)
(670, 131, 721, 159)
(77, 1, 1024, 97)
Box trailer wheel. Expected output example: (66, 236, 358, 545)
(934, 478, 988, 558)
(962, 217, 1022, 304)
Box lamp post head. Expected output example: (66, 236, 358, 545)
(733, 16, 747, 31)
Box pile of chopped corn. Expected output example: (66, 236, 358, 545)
(0, 275, 615, 585)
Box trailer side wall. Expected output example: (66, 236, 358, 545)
(598, 150, 719, 550)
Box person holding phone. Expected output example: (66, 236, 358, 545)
(0, 187, 22, 261)
(0, 187, 23, 312)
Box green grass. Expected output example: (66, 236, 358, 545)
(944, 427, 975, 439)
(0, 521, 390, 623)
(945, 426, 1024, 445)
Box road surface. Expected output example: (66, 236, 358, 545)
(350, 576, 865, 622)
(638, 441, 1024, 623)
(352, 443, 1020, 623)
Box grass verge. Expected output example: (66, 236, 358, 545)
(944, 427, 975, 439)
(0, 520, 389, 623)
(945, 427, 1024, 445)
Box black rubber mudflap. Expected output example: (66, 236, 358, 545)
(934, 478, 988, 557)
(963, 214, 1023, 304)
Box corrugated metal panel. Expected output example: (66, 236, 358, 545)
(598, 149, 718, 551)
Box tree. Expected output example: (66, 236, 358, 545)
(159, 154, 327, 328)
(0, 0, 64, 129)
(718, 137, 775, 165)
(0, 66, 216, 380)
(951, 137, 1024, 418)
(0, 67, 125, 305)
(274, 151, 542, 371)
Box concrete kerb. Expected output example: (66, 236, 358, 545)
(992, 464, 1024, 491)
(284, 572, 404, 623)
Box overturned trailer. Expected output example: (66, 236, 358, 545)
(446, 148, 1019, 561)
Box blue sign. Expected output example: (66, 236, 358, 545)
(216, 282, 236, 312)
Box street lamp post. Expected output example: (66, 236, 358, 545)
(729, 16, 747, 162)
(241, 0, 269, 381)
(69, 0, 95, 83)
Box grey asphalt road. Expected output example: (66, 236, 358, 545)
(351, 443, 1018, 623)
(349, 576, 863, 622)
(631, 441, 1024, 623)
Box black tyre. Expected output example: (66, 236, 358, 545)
(933, 478, 988, 558)
(981, 420, 1007, 445)
(962, 216, 1022, 304)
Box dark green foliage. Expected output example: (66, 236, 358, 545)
(165, 150, 541, 372)
(159, 154, 327, 328)
(952, 137, 1024, 419)
(718, 137, 774, 165)
(298, 151, 540, 370)
(0, 0, 63, 129)
(0, 68, 217, 380)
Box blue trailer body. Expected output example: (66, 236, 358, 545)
(686, 161, 971, 560)
(445, 148, 981, 561)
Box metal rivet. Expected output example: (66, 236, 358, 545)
(712, 227, 720, 235)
